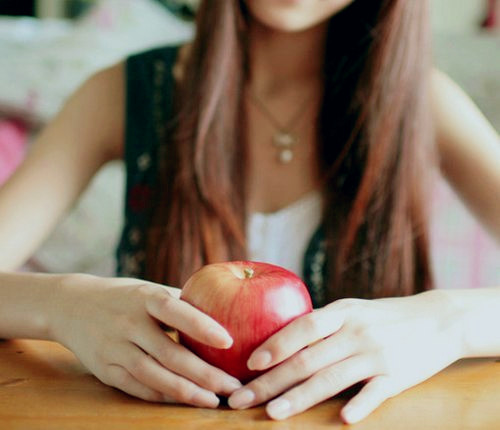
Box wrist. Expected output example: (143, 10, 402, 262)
(424, 287, 500, 359)
(46, 273, 93, 344)
(421, 289, 468, 360)
(442, 287, 500, 358)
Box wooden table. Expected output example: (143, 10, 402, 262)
(1, 339, 499, 429)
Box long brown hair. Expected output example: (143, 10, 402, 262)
(146, 0, 434, 301)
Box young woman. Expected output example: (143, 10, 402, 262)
(1, 0, 499, 424)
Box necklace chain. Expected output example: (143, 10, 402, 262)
(247, 88, 314, 164)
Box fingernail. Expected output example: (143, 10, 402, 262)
(342, 406, 361, 423)
(191, 391, 219, 408)
(207, 327, 233, 349)
(224, 378, 243, 392)
(228, 389, 255, 409)
(267, 398, 291, 420)
(248, 350, 272, 370)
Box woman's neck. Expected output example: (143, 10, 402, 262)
(247, 19, 328, 96)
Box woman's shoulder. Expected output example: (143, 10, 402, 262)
(77, 45, 186, 161)
(67, 61, 125, 161)
(430, 68, 500, 239)
(430, 68, 499, 167)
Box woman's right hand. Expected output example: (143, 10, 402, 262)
(49, 273, 242, 407)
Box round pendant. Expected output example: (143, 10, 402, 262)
(273, 132, 296, 148)
(279, 149, 294, 164)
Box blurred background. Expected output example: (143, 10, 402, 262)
(0, 0, 498, 288)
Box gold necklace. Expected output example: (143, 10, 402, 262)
(247, 89, 313, 164)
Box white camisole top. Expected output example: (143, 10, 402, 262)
(246, 190, 323, 276)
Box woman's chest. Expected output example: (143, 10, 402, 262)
(244, 92, 322, 214)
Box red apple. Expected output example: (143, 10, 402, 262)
(178, 261, 313, 383)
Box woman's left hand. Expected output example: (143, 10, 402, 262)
(228, 290, 463, 424)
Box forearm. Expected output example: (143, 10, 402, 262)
(0, 271, 65, 340)
(438, 287, 500, 358)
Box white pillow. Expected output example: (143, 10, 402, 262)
(0, 0, 193, 124)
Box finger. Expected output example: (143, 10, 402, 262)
(247, 304, 346, 371)
(341, 376, 395, 424)
(266, 355, 375, 420)
(144, 286, 233, 349)
(133, 322, 242, 396)
(229, 328, 357, 409)
(121, 346, 220, 408)
(104, 364, 167, 402)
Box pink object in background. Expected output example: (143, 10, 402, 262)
(0, 119, 28, 185)
(482, 0, 498, 28)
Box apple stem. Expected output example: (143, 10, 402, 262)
(243, 268, 254, 279)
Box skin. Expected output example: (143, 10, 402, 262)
(0, 67, 242, 408)
(0, 0, 499, 423)
(228, 0, 500, 423)
(244, 0, 353, 213)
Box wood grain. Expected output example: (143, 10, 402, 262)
(1, 339, 499, 429)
